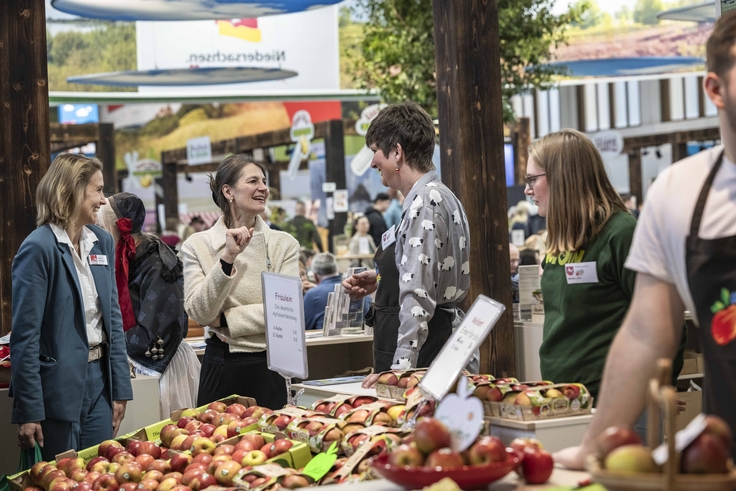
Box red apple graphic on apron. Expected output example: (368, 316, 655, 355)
(711, 288, 736, 346)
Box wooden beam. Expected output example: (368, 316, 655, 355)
(432, 0, 514, 376)
(162, 162, 178, 224)
(97, 123, 117, 194)
(324, 119, 347, 253)
(628, 150, 642, 206)
(622, 127, 721, 153)
(50, 122, 99, 142)
(514, 118, 530, 186)
(576, 85, 586, 132)
(0, 0, 51, 335)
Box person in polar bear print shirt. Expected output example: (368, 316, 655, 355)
(342, 102, 471, 385)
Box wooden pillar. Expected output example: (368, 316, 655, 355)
(671, 135, 688, 164)
(432, 0, 514, 376)
(162, 161, 179, 226)
(324, 119, 347, 253)
(0, 0, 50, 334)
(628, 149, 643, 205)
(97, 123, 117, 194)
(514, 118, 531, 186)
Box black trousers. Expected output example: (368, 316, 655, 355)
(197, 337, 287, 410)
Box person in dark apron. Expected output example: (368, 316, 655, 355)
(686, 150, 736, 459)
(342, 102, 472, 386)
(369, 224, 454, 372)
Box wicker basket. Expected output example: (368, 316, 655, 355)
(587, 359, 736, 491)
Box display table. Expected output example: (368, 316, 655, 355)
(0, 374, 160, 476)
(188, 334, 374, 381)
(318, 468, 591, 490)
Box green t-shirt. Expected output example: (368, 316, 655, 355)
(539, 211, 637, 400)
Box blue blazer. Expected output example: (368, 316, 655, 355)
(9, 224, 133, 424)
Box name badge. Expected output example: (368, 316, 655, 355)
(89, 254, 108, 266)
(382, 225, 397, 250)
(565, 262, 598, 284)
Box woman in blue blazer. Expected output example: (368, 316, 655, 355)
(10, 154, 133, 460)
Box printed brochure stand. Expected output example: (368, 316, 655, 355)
(262, 272, 309, 405)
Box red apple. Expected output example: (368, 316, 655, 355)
(413, 418, 452, 455)
(31, 462, 51, 484)
(376, 373, 398, 386)
(397, 377, 409, 389)
(207, 455, 231, 475)
(99, 441, 124, 460)
(225, 420, 248, 438)
(134, 455, 155, 471)
(84, 473, 101, 485)
(183, 421, 202, 434)
(198, 424, 216, 438)
(197, 410, 220, 425)
(118, 484, 138, 491)
(702, 415, 733, 451)
(333, 404, 354, 418)
(176, 418, 194, 430)
(224, 403, 246, 418)
(169, 453, 193, 474)
(520, 447, 553, 484)
(86, 458, 109, 473)
(213, 461, 242, 486)
(596, 425, 642, 460)
(681, 433, 729, 474)
(563, 385, 581, 400)
(42, 471, 67, 489)
(468, 436, 507, 465)
(138, 480, 158, 491)
(191, 453, 212, 467)
(347, 410, 370, 423)
(474, 385, 503, 402)
(111, 453, 134, 465)
(351, 396, 375, 408)
(372, 412, 392, 425)
(92, 474, 119, 491)
(146, 460, 170, 474)
(271, 415, 292, 431)
(74, 483, 92, 491)
(115, 462, 143, 484)
(169, 435, 189, 452)
(425, 448, 464, 469)
(387, 444, 424, 467)
(281, 475, 309, 489)
(213, 444, 235, 456)
(216, 413, 239, 427)
(126, 442, 142, 457)
(142, 470, 164, 482)
(207, 401, 227, 413)
(240, 434, 266, 449)
(249, 478, 268, 490)
(155, 478, 179, 491)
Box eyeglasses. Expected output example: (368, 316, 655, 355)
(525, 173, 546, 187)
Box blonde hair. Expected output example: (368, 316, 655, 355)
(36, 154, 103, 229)
(529, 129, 627, 257)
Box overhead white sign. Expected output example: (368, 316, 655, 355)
(419, 295, 506, 400)
(288, 110, 314, 180)
(187, 136, 212, 165)
(262, 272, 309, 379)
(591, 130, 624, 157)
(136, 7, 339, 94)
(350, 104, 386, 177)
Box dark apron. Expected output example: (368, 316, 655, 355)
(685, 150, 736, 459)
(367, 234, 453, 372)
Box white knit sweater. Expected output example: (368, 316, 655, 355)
(181, 216, 300, 353)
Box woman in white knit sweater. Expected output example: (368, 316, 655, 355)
(181, 155, 300, 409)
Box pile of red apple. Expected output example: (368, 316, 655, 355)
(161, 402, 273, 451)
(597, 415, 732, 475)
(312, 396, 378, 419)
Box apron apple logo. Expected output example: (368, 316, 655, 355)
(710, 288, 736, 346)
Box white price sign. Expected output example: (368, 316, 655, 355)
(322, 182, 337, 193)
(333, 190, 348, 213)
(186, 136, 212, 166)
(262, 272, 309, 379)
(419, 295, 506, 400)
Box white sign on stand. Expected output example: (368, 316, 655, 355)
(419, 295, 506, 401)
(187, 136, 212, 165)
(262, 272, 309, 380)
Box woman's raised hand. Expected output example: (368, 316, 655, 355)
(222, 227, 254, 263)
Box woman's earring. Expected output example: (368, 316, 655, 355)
(229, 198, 233, 203)
(395, 167, 400, 172)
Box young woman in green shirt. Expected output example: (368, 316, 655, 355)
(524, 129, 684, 402)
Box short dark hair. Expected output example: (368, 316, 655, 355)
(190, 215, 205, 225)
(373, 192, 390, 203)
(365, 102, 436, 172)
(209, 154, 267, 228)
(706, 11, 736, 79)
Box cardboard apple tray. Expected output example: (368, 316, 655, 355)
(496, 383, 593, 421)
(374, 369, 426, 400)
(217, 431, 312, 469)
(588, 359, 736, 491)
(474, 379, 551, 417)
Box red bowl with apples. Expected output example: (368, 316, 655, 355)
(371, 449, 521, 490)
